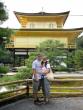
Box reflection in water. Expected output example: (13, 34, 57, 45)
(0, 87, 8, 93)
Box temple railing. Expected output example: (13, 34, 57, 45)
(5, 41, 14, 48)
(68, 44, 76, 49)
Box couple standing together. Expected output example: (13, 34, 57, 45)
(32, 53, 51, 104)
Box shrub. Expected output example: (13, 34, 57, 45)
(0, 75, 15, 83)
(15, 52, 37, 80)
(0, 66, 9, 74)
(15, 67, 31, 80)
(54, 65, 67, 71)
(0, 75, 19, 90)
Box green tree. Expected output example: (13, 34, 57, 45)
(77, 36, 83, 49)
(0, 2, 9, 46)
(74, 50, 83, 70)
(0, 48, 13, 64)
(0, 2, 8, 24)
(66, 50, 75, 71)
(0, 28, 12, 45)
(0, 1, 9, 45)
(37, 40, 66, 71)
(0, 28, 13, 64)
(0, 2, 13, 64)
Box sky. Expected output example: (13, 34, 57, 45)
(1, 0, 83, 29)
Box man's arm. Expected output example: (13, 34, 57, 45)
(32, 62, 39, 81)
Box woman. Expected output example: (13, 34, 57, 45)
(38, 56, 51, 104)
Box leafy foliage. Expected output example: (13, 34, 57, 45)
(66, 49, 83, 71)
(77, 36, 83, 49)
(0, 48, 13, 64)
(0, 65, 9, 74)
(67, 51, 75, 69)
(0, 2, 8, 24)
(0, 29, 13, 64)
(0, 28, 12, 44)
(74, 49, 83, 70)
(38, 40, 64, 49)
(0, 3, 12, 64)
(15, 68, 31, 80)
(37, 40, 66, 71)
(15, 52, 37, 80)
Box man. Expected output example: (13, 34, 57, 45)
(32, 53, 43, 104)
(32, 54, 50, 104)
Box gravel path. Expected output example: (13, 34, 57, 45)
(0, 97, 83, 110)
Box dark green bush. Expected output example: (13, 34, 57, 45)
(0, 66, 9, 73)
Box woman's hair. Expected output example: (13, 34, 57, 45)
(41, 56, 49, 67)
(41, 60, 48, 67)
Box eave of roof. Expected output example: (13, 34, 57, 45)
(13, 27, 83, 32)
(14, 11, 70, 16)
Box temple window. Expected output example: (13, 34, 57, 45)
(26, 22, 57, 29)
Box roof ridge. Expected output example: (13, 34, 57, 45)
(14, 11, 70, 16)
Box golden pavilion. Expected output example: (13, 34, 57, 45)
(6, 11, 83, 65)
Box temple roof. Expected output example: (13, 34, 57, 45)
(14, 28, 83, 38)
(14, 11, 70, 26)
(14, 11, 70, 16)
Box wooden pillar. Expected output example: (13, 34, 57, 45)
(26, 80, 29, 97)
(13, 49, 15, 67)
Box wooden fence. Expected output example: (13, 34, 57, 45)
(0, 78, 83, 102)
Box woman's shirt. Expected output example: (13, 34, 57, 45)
(41, 63, 50, 76)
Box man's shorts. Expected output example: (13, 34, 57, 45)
(33, 79, 40, 93)
(33, 78, 50, 97)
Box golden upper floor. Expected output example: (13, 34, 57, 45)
(14, 11, 70, 29)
